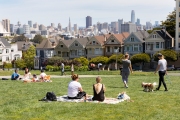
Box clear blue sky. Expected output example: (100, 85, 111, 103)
(0, 0, 175, 28)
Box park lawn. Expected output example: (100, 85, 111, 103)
(0, 75, 179, 120)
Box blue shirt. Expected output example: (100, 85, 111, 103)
(11, 72, 19, 79)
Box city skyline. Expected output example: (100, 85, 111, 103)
(0, 0, 175, 27)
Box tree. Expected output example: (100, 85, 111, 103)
(131, 53, 150, 64)
(46, 57, 63, 66)
(74, 57, 89, 66)
(15, 59, 26, 69)
(108, 54, 124, 64)
(161, 10, 175, 38)
(147, 27, 162, 34)
(32, 34, 44, 44)
(12, 34, 29, 42)
(90, 56, 109, 65)
(153, 49, 177, 62)
(3, 63, 12, 71)
(23, 45, 36, 68)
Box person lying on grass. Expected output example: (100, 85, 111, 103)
(92, 76, 106, 102)
(67, 74, 87, 100)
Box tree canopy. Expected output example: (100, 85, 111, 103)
(131, 53, 150, 64)
(22, 45, 36, 68)
(74, 57, 89, 66)
(12, 34, 29, 42)
(32, 34, 44, 44)
(108, 54, 124, 64)
(153, 49, 177, 62)
(89, 56, 109, 65)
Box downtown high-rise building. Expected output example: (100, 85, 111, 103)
(2, 19, 10, 32)
(111, 21, 118, 33)
(86, 16, 92, 28)
(74, 24, 78, 34)
(131, 10, 135, 24)
(175, 0, 180, 50)
(136, 18, 140, 25)
(58, 23, 62, 31)
(28, 21, 32, 27)
(118, 19, 123, 33)
(51, 23, 55, 28)
(69, 17, 72, 32)
(23, 24, 30, 34)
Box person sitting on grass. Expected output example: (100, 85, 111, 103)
(40, 70, 47, 81)
(11, 69, 20, 80)
(32, 74, 39, 82)
(22, 68, 31, 81)
(92, 76, 106, 102)
(67, 74, 87, 100)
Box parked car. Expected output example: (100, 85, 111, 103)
(167, 65, 175, 71)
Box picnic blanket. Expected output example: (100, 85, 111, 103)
(57, 94, 130, 104)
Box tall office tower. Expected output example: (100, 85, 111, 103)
(131, 10, 135, 24)
(39, 24, 46, 30)
(175, 0, 180, 51)
(2, 19, 10, 32)
(28, 21, 32, 27)
(33, 22, 39, 29)
(17, 21, 21, 27)
(74, 24, 78, 34)
(97, 22, 102, 31)
(86, 16, 92, 28)
(69, 17, 72, 32)
(118, 19, 123, 33)
(121, 23, 137, 33)
(146, 22, 153, 30)
(136, 18, 140, 25)
(10, 24, 14, 32)
(111, 21, 118, 33)
(155, 21, 159, 26)
(23, 24, 30, 34)
(102, 22, 108, 30)
(51, 23, 55, 28)
(58, 23, 62, 31)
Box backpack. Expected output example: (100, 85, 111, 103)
(46, 92, 57, 101)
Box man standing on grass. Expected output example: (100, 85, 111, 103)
(61, 62, 65, 76)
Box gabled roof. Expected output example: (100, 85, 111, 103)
(59, 40, 74, 48)
(16, 41, 33, 51)
(133, 30, 149, 42)
(74, 37, 89, 46)
(155, 29, 173, 40)
(94, 36, 105, 45)
(36, 39, 54, 49)
(0, 37, 11, 47)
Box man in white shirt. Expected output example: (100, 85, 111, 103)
(154, 53, 168, 91)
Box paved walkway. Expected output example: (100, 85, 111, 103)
(0, 73, 179, 79)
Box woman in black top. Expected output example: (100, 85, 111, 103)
(92, 76, 106, 102)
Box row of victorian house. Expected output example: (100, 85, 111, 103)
(34, 29, 174, 69)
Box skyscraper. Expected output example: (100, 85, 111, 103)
(86, 16, 92, 28)
(131, 10, 135, 24)
(118, 19, 123, 33)
(58, 23, 62, 31)
(74, 24, 78, 34)
(28, 21, 32, 27)
(51, 23, 55, 28)
(69, 17, 72, 32)
(2, 19, 10, 32)
(136, 18, 140, 25)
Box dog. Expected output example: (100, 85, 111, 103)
(141, 82, 157, 92)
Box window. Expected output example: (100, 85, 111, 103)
(126, 46, 129, 51)
(71, 50, 77, 56)
(92, 41, 96, 45)
(75, 43, 78, 46)
(179, 43, 180, 48)
(111, 40, 114, 42)
(107, 47, 110, 52)
(0, 49, 2, 54)
(179, 32, 180, 38)
(114, 47, 118, 52)
(156, 42, 159, 48)
(6, 49, 9, 53)
(161, 42, 164, 48)
(58, 51, 61, 54)
(0, 57, 2, 62)
(153, 34, 157, 38)
(60, 45, 63, 48)
(179, 22, 180, 28)
(78, 50, 82, 56)
(35, 59, 39, 67)
(134, 44, 138, 51)
(131, 38, 134, 42)
(179, 12, 180, 17)
(6, 57, 9, 61)
(11, 49, 14, 52)
(95, 48, 99, 54)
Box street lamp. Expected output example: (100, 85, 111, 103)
(115, 47, 119, 70)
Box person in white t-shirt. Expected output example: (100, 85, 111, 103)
(68, 74, 86, 99)
(154, 53, 168, 91)
(40, 70, 47, 81)
(22, 68, 31, 81)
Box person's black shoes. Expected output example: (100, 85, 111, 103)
(155, 88, 159, 91)
(165, 89, 168, 91)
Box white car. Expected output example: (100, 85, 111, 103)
(167, 65, 175, 71)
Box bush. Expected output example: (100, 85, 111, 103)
(45, 65, 53, 71)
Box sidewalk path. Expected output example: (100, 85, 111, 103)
(0, 73, 179, 79)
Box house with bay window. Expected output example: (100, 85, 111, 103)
(0, 38, 22, 66)
(104, 32, 129, 57)
(86, 36, 105, 59)
(124, 30, 149, 55)
(145, 29, 174, 57)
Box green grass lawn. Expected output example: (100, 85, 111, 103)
(0, 73, 179, 120)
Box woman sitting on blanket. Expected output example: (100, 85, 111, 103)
(92, 76, 106, 102)
(22, 68, 31, 81)
(67, 74, 87, 99)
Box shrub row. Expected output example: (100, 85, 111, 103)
(45, 65, 88, 71)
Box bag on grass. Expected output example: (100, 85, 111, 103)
(2, 78, 9, 80)
(46, 92, 57, 101)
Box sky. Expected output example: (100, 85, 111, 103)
(0, 0, 175, 28)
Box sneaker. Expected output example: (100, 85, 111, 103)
(155, 88, 159, 91)
(165, 89, 168, 91)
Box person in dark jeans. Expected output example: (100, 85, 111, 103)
(154, 53, 168, 91)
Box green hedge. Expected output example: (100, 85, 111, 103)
(46, 65, 88, 71)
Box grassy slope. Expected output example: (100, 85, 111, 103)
(0, 73, 179, 120)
